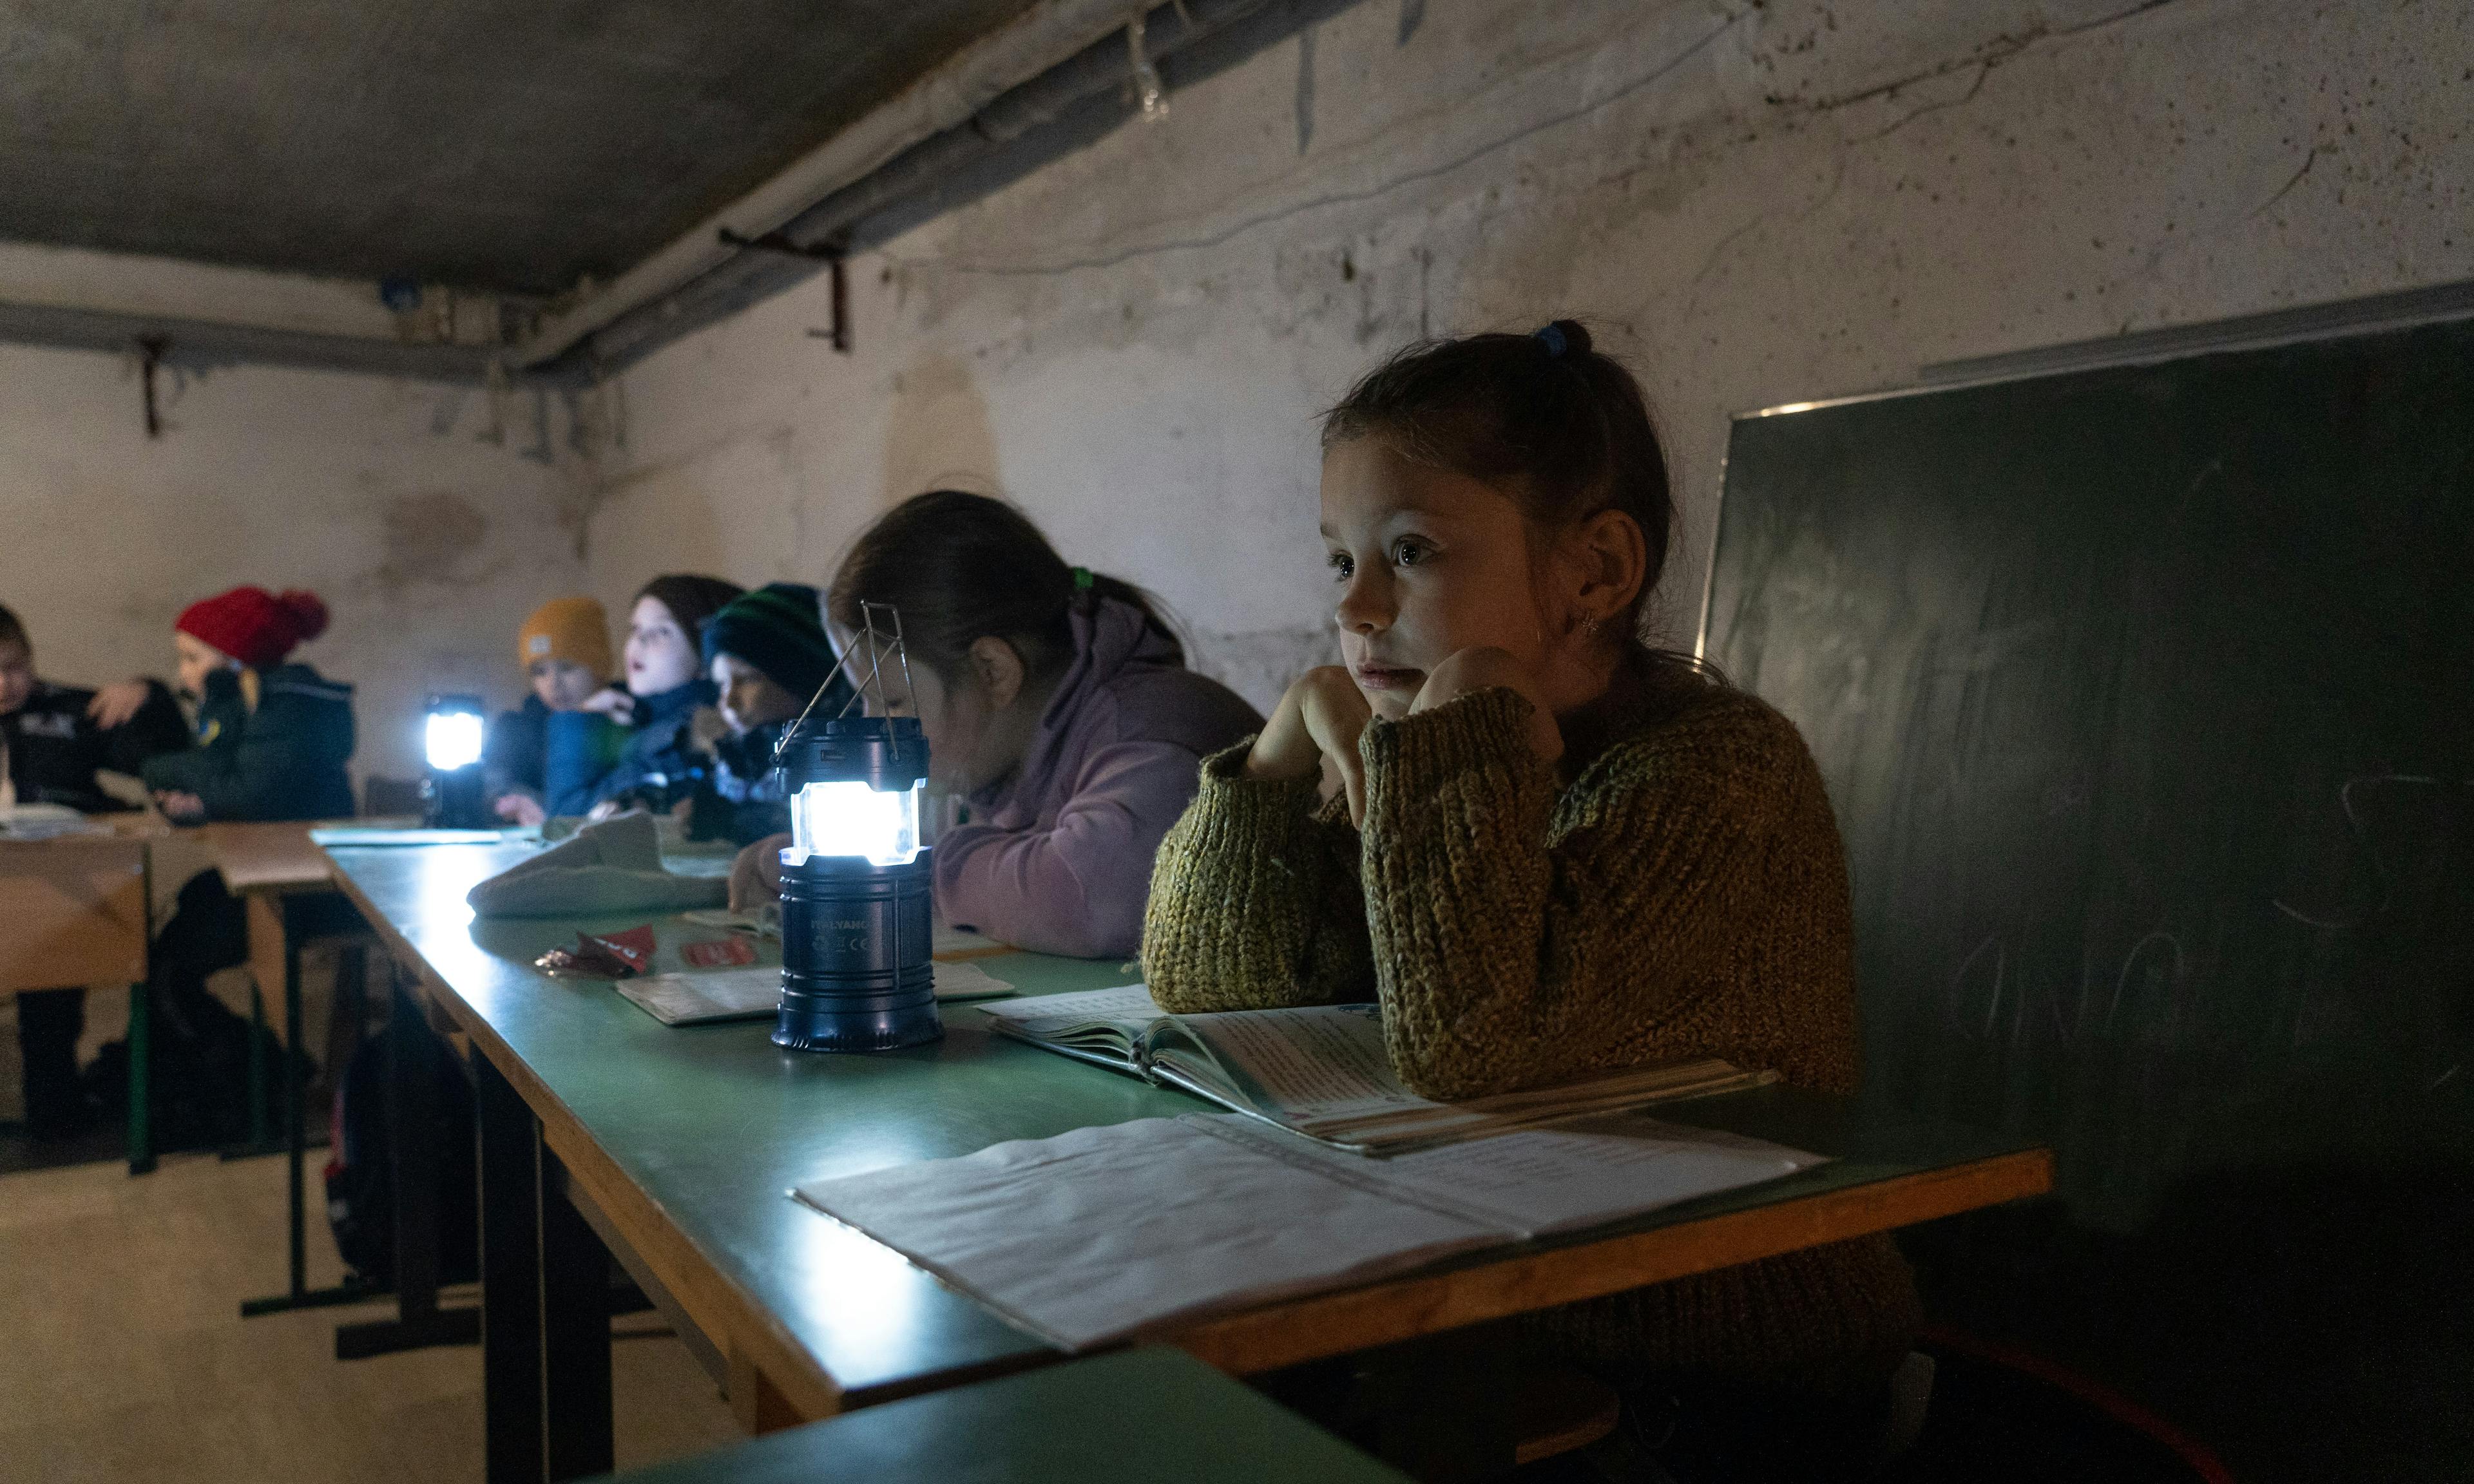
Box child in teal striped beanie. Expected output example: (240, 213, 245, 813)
(693, 583, 850, 843)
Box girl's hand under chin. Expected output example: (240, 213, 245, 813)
(1408, 647, 1565, 767)
(1245, 666, 1374, 824)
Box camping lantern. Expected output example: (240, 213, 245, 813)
(422, 693, 490, 829)
(771, 604, 941, 1052)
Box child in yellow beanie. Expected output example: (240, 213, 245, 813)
(486, 596, 616, 824)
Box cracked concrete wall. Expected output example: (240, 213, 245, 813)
(585, 0, 2472, 710)
(0, 343, 590, 785)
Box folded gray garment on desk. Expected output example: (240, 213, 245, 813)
(465, 812, 728, 917)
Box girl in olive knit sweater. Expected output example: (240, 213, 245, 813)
(1142, 323, 1918, 1477)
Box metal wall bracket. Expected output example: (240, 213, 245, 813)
(137, 334, 169, 437)
(716, 229, 850, 353)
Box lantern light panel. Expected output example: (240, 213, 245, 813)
(787, 779, 921, 868)
(425, 709, 486, 771)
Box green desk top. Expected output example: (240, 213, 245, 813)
(327, 841, 2047, 1408)
(327, 840, 1203, 1405)
(601, 1348, 1408, 1483)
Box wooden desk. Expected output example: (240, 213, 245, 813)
(199, 820, 336, 1054)
(1, 818, 162, 1172)
(196, 821, 336, 1133)
(324, 841, 2051, 1483)
(0, 833, 149, 994)
(201, 819, 336, 894)
(605, 1347, 1406, 1483)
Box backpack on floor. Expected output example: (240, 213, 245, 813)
(323, 1032, 477, 1286)
(82, 984, 305, 1153)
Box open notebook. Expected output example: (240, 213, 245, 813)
(794, 1110, 1825, 1350)
(977, 985, 1774, 1154)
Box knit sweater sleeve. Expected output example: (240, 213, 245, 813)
(1141, 742, 1375, 1013)
(1361, 686, 1843, 1101)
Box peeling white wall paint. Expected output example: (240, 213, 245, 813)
(584, 0, 2472, 712)
(12, 0, 2455, 785)
(0, 344, 589, 785)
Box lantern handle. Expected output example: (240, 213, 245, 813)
(771, 601, 914, 768)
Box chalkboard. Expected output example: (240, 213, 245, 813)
(1707, 316, 2474, 1479)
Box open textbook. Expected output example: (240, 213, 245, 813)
(794, 1110, 1826, 1350)
(975, 984, 1774, 1154)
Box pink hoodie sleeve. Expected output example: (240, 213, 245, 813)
(932, 738, 1205, 959)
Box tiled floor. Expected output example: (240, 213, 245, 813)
(0, 1148, 742, 1483)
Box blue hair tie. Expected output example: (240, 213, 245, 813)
(1533, 323, 1569, 359)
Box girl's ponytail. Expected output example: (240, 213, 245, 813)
(1073, 567, 1184, 667)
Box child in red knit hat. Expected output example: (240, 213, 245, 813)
(142, 586, 356, 823)
(86, 587, 367, 1152)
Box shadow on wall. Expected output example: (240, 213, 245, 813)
(883, 352, 1001, 504)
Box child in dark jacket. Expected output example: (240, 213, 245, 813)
(691, 582, 853, 846)
(579, 575, 743, 818)
(120, 586, 358, 1148)
(486, 596, 617, 824)
(0, 603, 189, 1137)
(142, 587, 354, 823)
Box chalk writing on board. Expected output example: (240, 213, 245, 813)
(1944, 927, 2192, 1051)
(2109, 931, 2185, 1038)
(2272, 774, 2464, 932)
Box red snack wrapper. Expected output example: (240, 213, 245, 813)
(536, 924, 658, 979)
(584, 924, 657, 973)
(681, 937, 758, 969)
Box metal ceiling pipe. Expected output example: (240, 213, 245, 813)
(0, 0, 1357, 388)
(545, 0, 1363, 381)
(514, 0, 1154, 369)
(0, 297, 506, 384)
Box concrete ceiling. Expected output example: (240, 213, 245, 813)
(0, 0, 1046, 298)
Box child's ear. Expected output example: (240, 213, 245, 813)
(1564, 509, 1649, 635)
(970, 636, 1028, 710)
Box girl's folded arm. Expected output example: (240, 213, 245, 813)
(1359, 687, 1787, 1101)
(1141, 743, 1374, 1013)
(933, 738, 1205, 960)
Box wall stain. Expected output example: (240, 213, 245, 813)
(369, 491, 488, 590)
(883, 351, 1001, 504)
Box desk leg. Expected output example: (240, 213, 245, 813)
(475, 1052, 544, 1484)
(249, 979, 269, 1148)
(125, 973, 153, 1177)
(219, 980, 282, 1160)
(284, 907, 305, 1291)
(332, 967, 479, 1351)
(126, 843, 155, 1178)
(243, 903, 383, 1317)
(542, 1150, 613, 1482)
(222, 893, 291, 1161)
(469, 1061, 614, 1484)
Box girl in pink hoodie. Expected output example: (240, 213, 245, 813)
(733, 491, 1260, 958)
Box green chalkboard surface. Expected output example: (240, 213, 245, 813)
(1709, 316, 2474, 1481)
